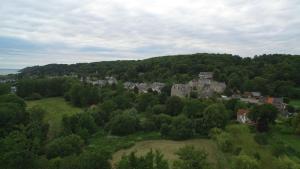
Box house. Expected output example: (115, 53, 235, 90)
(171, 72, 226, 98)
(150, 82, 165, 93)
(84, 76, 118, 87)
(10, 86, 17, 93)
(263, 97, 287, 115)
(237, 109, 253, 124)
(171, 84, 191, 98)
(198, 72, 213, 79)
(251, 92, 261, 99)
(136, 83, 149, 93)
(124, 82, 136, 90)
(188, 77, 226, 98)
(105, 76, 118, 85)
(124, 82, 165, 94)
(243, 92, 261, 99)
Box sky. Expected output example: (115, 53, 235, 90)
(0, 0, 300, 68)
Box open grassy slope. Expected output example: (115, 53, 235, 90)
(111, 138, 226, 168)
(26, 97, 82, 138)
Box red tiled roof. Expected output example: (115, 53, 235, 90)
(237, 109, 249, 115)
(266, 97, 274, 104)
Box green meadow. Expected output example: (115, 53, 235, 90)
(26, 97, 82, 138)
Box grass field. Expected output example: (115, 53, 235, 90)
(26, 97, 82, 139)
(290, 99, 300, 110)
(225, 124, 277, 169)
(111, 139, 226, 168)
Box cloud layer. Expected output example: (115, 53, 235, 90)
(0, 0, 300, 68)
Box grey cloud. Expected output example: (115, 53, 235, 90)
(0, 0, 299, 68)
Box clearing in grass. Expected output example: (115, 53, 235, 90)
(26, 97, 82, 139)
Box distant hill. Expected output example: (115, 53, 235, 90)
(19, 53, 300, 98)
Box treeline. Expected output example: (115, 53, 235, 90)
(16, 78, 72, 99)
(20, 53, 300, 98)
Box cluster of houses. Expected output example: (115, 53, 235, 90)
(81, 76, 118, 87)
(171, 72, 226, 98)
(124, 82, 166, 93)
(0, 78, 17, 94)
(80, 76, 167, 94)
(0, 78, 16, 84)
(236, 92, 288, 124)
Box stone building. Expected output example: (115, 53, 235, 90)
(124, 82, 165, 94)
(171, 84, 191, 98)
(198, 72, 213, 79)
(171, 72, 226, 98)
(84, 76, 117, 87)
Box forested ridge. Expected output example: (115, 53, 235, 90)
(20, 53, 300, 98)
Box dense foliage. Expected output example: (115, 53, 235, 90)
(20, 54, 300, 98)
(1, 53, 300, 169)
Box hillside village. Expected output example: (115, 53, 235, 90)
(76, 71, 290, 121)
(1, 70, 291, 121)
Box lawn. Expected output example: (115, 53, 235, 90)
(26, 97, 82, 139)
(290, 99, 300, 110)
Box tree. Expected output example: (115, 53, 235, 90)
(276, 156, 300, 169)
(62, 112, 97, 140)
(60, 150, 112, 169)
(249, 104, 279, 132)
(136, 93, 159, 112)
(292, 113, 300, 135)
(195, 103, 229, 134)
(116, 150, 169, 169)
(0, 83, 10, 95)
(166, 96, 184, 116)
(0, 131, 38, 169)
(182, 99, 206, 118)
(45, 134, 84, 158)
(0, 102, 28, 136)
(161, 115, 193, 140)
(109, 109, 140, 136)
(173, 146, 210, 169)
(232, 155, 259, 169)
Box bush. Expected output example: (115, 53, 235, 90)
(116, 150, 169, 169)
(140, 118, 157, 132)
(232, 155, 259, 169)
(45, 134, 84, 158)
(272, 142, 286, 157)
(26, 93, 42, 100)
(254, 133, 269, 145)
(161, 115, 194, 140)
(109, 109, 140, 136)
(173, 146, 210, 169)
(209, 128, 233, 153)
(276, 156, 300, 169)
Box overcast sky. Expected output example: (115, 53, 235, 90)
(0, 0, 300, 68)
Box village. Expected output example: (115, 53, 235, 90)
(74, 71, 290, 124)
(2, 71, 290, 123)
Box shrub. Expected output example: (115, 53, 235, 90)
(109, 109, 140, 136)
(45, 134, 84, 158)
(232, 155, 259, 169)
(173, 146, 210, 169)
(116, 150, 169, 169)
(254, 133, 269, 145)
(26, 93, 42, 100)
